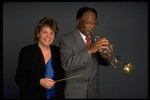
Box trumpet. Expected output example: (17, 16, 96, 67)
(89, 29, 135, 74)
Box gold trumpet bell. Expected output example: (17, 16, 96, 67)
(91, 30, 135, 75)
(122, 63, 135, 74)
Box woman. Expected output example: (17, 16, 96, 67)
(15, 17, 64, 99)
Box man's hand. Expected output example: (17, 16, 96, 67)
(103, 44, 113, 57)
(88, 38, 109, 55)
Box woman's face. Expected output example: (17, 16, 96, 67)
(37, 26, 55, 47)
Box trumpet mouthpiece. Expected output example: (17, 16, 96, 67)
(86, 28, 94, 33)
(89, 29, 94, 33)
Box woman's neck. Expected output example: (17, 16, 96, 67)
(38, 42, 50, 51)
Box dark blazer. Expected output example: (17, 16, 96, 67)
(59, 28, 110, 99)
(15, 43, 64, 99)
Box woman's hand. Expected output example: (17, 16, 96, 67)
(40, 78, 55, 89)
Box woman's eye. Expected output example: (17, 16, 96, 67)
(50, 33, 55, 35)
(43, 31, 47, 34)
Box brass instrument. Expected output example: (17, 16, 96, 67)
(89, 29, 135, 74)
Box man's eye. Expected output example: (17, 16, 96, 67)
(85, 22, 90, 24)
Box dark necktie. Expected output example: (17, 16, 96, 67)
(85, 36, 90, 48)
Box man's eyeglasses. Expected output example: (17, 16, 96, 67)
(79, 18, 99, 26)
(84, 21, 99, 26)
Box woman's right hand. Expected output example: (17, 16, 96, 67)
(40, 78, 55, 89)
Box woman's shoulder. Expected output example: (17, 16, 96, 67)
(21, 43, 37, 49)
(51, 44, 59, 50)
(20, 43, 38, 53)
(50, 44, 60, 55)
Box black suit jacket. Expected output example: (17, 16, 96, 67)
(15, 43, 64, 99)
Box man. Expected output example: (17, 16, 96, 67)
(59, 7, 112, 99)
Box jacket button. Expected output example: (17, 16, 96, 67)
(84, 61, 89, 64)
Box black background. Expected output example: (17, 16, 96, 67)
(3, 2, 148, 98)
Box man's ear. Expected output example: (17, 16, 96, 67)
(77, 18, 80, 26)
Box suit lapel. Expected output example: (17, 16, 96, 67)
(74, 28, 87, 51)
(90, 34, 96, 44)
(73, 28, 98, 82)
(35, 44, 45, 69)
(73, 28, 96, 49)
(89, 34, 98, 82)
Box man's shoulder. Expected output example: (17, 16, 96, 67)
(61, 30, 75, 39)
(59, 28, 78, 42)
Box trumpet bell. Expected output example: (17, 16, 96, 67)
(122, 63, 135, 74)
(91, 30, 135, 75)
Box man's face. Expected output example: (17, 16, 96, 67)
(77, 10, 97, 36)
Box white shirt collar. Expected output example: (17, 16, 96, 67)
(77, 28, 91, 44)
